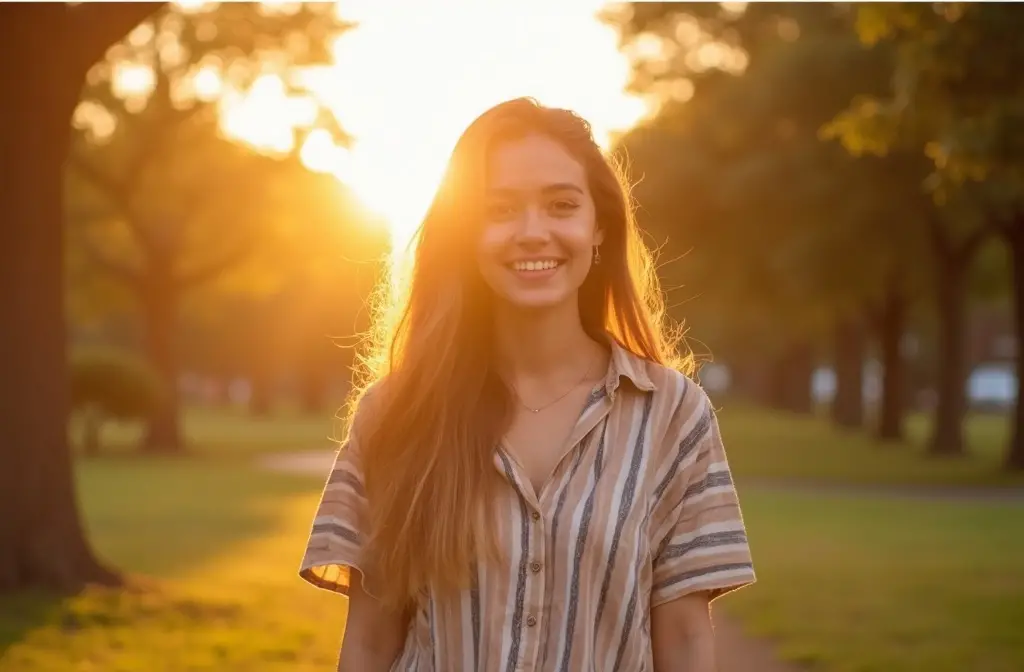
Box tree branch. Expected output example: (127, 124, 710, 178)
(77, 235, 143, 287)
(67, 2, 165, 68)
(925, 209, 954, 263)
(68, 153, 128, 209)
(68, 151, 160, 254)
(958, 224, 992, 263)
(176, 240, 254, 289)
(863, 297, 884, 334)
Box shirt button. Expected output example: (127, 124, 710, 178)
(531, 511, 540, 521)
(530, 561, 542, 573)
(526, 615, 537, 627)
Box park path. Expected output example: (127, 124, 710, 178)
(261, 449, 803, 672)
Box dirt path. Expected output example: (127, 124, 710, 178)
(261, 449, 803, 671)
(715, 617, 802, 672)
(259, 449, 337, 476)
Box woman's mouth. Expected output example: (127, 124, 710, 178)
(509, 259, 562, 273)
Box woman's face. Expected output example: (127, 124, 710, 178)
(476, 133, 603, 311)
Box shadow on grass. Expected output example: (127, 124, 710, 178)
(0, 458, 324, 661)
(0, 584, 246, 656)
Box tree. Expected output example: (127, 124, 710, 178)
(67, 4, 352, 453)
(267, 173, 390, 412)
(176, 171, 391, 414)
(70, 348, 162, 456)
(827, 3, 1024, 465)
(613, 3, 930, 427)
(0, 2, 349, 593)
(69, 114, 287, 451)
(0, 1, 163, 594)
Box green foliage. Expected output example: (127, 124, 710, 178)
(61, 2, 387, 413)
(834, 3, 1024, 218)
(178, 170, 391, 385)
(70, 348, 163, 420)
(614, 4, 931, 362)
(66, 2, 357, 316)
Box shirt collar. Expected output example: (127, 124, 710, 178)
(603, 336, 657, 397)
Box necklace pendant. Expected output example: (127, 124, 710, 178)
(530, 408, 540, 413)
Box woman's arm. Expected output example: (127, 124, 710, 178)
(337, 572, 408, 672)
(650, 591, 716, 672)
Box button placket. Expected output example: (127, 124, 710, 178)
(521, 503, 547, 671)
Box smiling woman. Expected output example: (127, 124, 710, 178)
(297, 97, 755, 672)
(477, 133, 603, 310)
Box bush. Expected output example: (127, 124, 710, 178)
(71, 348, 163, 455)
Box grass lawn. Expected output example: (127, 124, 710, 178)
(77, 402, 1024, 487)
(0, 461, 343, 672)
(71, 406, 342, 457)
(717, 404, 1024, 487)
(722, 487, 1024, 672)
(3, 405, 1021, 671)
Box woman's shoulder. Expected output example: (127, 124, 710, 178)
(642, 358, 713, 419)
(631, 362, 718, 474)
(342, 376, 394, 443)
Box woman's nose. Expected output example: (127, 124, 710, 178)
(517, 206, 550, 241)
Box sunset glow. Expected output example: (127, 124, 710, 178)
(218, 0, 650, 255)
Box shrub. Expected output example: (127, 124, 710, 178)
(71, 348, 163, 454)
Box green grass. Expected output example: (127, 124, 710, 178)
(3, 405, 1022, 671)
(722, 488, 1024, 672)
(78, 402, 1024, 487)
(0, 461, 344, 672)
(717, 404, 1024, 487)
(71, 406, 343, 457)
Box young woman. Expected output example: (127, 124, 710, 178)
(299, 97, 755, 671)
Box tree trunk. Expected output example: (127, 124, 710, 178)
(768, 342, 815, 414)
(82, 408, 102, 457)
(300, 368, 327, 413)
(725, 355, 771, 404)
(1004, 223, 1024, 471)
(0, 18, 120, 592)
(299, 342, 333, 413)
(249, 372, 273, 416)
(831, 318, 866, 429)
(930, 254, 968, 457)
(876, 286, 908, 442)
(141, 264, 184, 453)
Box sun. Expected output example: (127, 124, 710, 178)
(229, 1, 651, 257)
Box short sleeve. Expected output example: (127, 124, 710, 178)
(649, 384, 755, 607)
(298, 417, 370, 597)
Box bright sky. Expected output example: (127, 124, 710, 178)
(220, 0, 650, 252)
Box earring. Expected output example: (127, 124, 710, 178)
(593, 245, 601, 265)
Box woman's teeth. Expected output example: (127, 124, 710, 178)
(512, 260, 560, 272)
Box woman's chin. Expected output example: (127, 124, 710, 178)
(498, 287, 577, 312)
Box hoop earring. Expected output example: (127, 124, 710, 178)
(593, 245, 601, 265)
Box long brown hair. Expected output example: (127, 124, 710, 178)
(348, 97, 688, 610)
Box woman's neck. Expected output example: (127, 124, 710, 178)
(492, 300, 605, 382)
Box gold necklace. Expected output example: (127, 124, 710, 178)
(511, 354, 599, 414)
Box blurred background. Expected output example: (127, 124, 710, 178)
(1, 2, 1022, 671)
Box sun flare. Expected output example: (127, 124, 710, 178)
(224, 1, 650, 257)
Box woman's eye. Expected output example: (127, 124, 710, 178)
(550, 200, 579, 215)
(485, 202, 517, 220)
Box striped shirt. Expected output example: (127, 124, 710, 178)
(299, 341, 756, 671)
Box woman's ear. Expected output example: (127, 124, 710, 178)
(594, 228, 605, 246)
